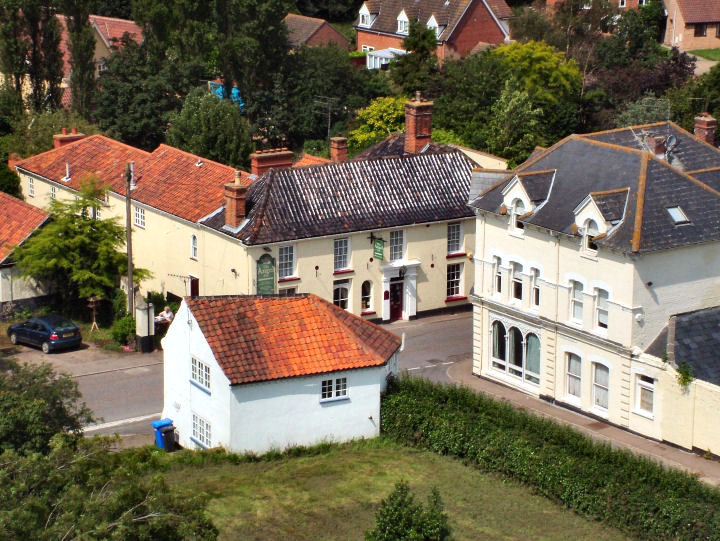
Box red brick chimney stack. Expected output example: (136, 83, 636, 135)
(53, 126, 87, 148)
(404, 91, 434, 155)
(330, 137, 348, 162)
(224, 170, 248, 228)
(645, 135, 666, 157)
(250, 148, 294, 176)
(694, 113, 717, 146)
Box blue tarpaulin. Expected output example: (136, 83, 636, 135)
(208, 81, 245, 111)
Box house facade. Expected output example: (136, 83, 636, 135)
(663, 0, 720, 51)
(355, 0, 511, 67)
(284, 13, 350, 49)
(161, 294, 401, 454)
(0, 192, 49, 309)
(469, 116, 720, 452)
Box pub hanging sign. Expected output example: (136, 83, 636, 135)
(256, 254, 275, 295)
(373, 237, 384, 260)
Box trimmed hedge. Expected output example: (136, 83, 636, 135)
(381, 376, 720, 540)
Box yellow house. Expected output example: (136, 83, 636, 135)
(469, 116, 720, 453)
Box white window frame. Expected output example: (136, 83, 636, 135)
(94, 207, 101, 220)
(510, 262, 523, 301)
(490, 320, 540, 385)
(190, 234, 198, 259)
(594, 288, 609, 330)
(333, 237, 350, 271)
(592, 362, 610, 411)
(361, 280, 373, 312)
(447, 222, 462, 254)
(493, 256, 502, 294)
(510, 198, 526, 234)
(389, 230, 404, 262)
(635, 374, 655, 417)
(618, 0, 626, 6)
(570, 280, 584, 323)
(360, 13, 371, 26)
(397, 10, 409, 34)
(566, 353, 582, 399)
(446, 263, 462, 298)
(530, 267, 540, 308)
(134, 206, 145, 228)
(333, 279, 350, 310)
(278, 245, 296, 279)
(50, 185, 56, 199)
(191, 356, 211, 391)
(28, 177, 34, 197)
(278, 287, 296, 296)
(361, 44, 375, 52)
(320, 377, 349, 402)
(191, 412, 212, 448)
(583, 219, 599, 255)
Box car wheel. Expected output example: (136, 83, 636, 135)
(41, 342, 51, 354)
(10, 333, 17, 345)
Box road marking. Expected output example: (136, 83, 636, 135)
(84, 412, 161, 433)
(72, 361, 162, 379)
(406, 366, 424, 371)
(441, 361, 455, 365)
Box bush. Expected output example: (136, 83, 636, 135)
(111, 315, 135, 345)
(111, 288, 127, 320)
(381, 376, 720, 541)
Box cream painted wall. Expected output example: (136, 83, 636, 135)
(0, 267, 45, 304)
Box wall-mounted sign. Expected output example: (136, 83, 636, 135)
(256, 254, 275, 295)
(373, 238, 384, 260)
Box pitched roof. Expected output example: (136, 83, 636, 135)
(353, 132, 456, 161)
(357, 0, 511, 40)
(284, 13, 348, 47)
(673, 0, 720, 23)
(591, 188, 629, 223)
(14, 135, 251, 223)
(89, 14, 143, 48)
(0, 192, 50, 264)
(293, 153, 330, 167)
(203, 150, 475, 245)
(470, 122, 720, 254)
(185, 294, 401, 385)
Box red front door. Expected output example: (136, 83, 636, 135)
(390, 281, 403, 321)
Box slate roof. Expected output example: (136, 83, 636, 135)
(470, 122, 720, 254)
(185, 294, 401, 385)
(0, 192, 50, 265)
(357, 0, 511, 40)
(673, 0, 720, 23)
(14, 135, 251, 223)
(352, 133, 455, 161)
(516, 170, 554, 203)
(591, 188, 629, 223)
(203, 150, 475, 245)
(646, 306, 720, 386)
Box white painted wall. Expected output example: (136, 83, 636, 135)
(0, 266, 45, 304)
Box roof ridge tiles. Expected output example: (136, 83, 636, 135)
(590, 187, 631, 197)
(631, 154, 649, 253)
(687, 166, 720, 174)
(577, 121, 668, 137)
(152, 144, 247, 177)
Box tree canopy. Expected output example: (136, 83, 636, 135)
(348, 95, 407, 154)
(389, 21, 438, 95)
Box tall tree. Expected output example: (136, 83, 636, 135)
(23, 0, 64, 110)
(389, 20, 438, 95)
(0, 0, 29, 97)
(61, 0, 97, 118)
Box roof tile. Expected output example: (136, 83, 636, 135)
(0, 192, 49, 264)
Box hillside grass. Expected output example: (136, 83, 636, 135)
(689, 48, 720, 61)
(162, 438, 629, 541)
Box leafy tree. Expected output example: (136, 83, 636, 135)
(96, 0, 131, 19)
(0, 84, 23, 136)
(389, 20, 438, 95)
(23, 0, 64, 110)
(14, 178, 150, 311)
(0, 436, 218, 539)
(166, 87, 253, 169)
(0, 162, 21, 197)
(61, 0, 97, 118)
(0, 1, 29, 96)
(96, 38, 204, 150)
(0, 359, 94, 454)
(295, 0, 363, 21)
(348, 95, 407, 154)
(614, 91, 672, 128)
(365, 480, 452, 541)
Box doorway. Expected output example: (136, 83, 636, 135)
(389, 280, 403, 321)
(189, 276, 199, 297)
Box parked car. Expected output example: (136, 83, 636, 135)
(7, 315, 82, 353)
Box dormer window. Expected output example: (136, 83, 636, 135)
(397, 10, 409, 34)
(667, 206, 690, 225)
(511, 199, 525, 231)
(359, 4, 373, 27)
(426, 15, 440, 38)
(583, 219, 599, 253)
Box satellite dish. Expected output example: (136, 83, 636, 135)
(666, 135, 677, 151)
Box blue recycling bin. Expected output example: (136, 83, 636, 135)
(151, 418, 174, 449)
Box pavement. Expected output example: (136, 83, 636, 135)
(694, 56, 717, 76)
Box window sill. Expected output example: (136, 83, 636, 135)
(190, 257, 198, 262)
(566, 320, 583, 329)
(445, 295, 467, 303)
(278, 276, 300, 283)
(632, 408, 654, 421)
(320, 395, 349, 404)
(590, 406, 609, 418)
(189, 379, 211, 396)
(580, 252, 598, 262)
(189, 436, 209, 449)
(134, 224, 145, 230)
(508, 229, 525, 239)
(446, 252, 466, 259)
(333, 269, 354, 275)
(563, 394, 582, 408)
(361, 310, 376, 316)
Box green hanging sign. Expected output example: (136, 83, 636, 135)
(256, 254, 275, 295)
(373, 238, 384, 260)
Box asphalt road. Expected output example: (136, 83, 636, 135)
(8, 310, 473, 437)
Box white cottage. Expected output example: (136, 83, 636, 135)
(162, 294, 401, 454)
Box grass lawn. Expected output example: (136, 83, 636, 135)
(163, 439, 629, 541)
(689, 48, 720, 61)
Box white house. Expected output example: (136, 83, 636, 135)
(162, 294, 401, 454)
(469, 116, 720, 453)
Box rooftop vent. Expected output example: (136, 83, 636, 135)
(667, 206, 690, 225)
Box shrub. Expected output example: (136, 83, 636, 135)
(111, 315, 135, 345)
(111, 288, 127, 320)
(381, 376, 720, 541)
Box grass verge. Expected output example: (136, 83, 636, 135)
(689, 48, 720, 61)
(161, 438, 628, 541)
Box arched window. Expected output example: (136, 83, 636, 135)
(584, 219, 599, 252)
(333, 279, 350, 309)
(491, 321, 506, 370)
(190, 234, 198, 259)
(511, 199, 525, 230)
(361, 281, 372, 311)
(525, 334, 541, 384)
(508, 327, 523, 377)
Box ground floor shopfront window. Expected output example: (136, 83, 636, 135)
(490, 320, 540, 384)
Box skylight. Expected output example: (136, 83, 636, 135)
(667, 206, 690, 225)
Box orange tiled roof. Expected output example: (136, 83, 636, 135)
(0, 192, 49, 264)
(89, 14, 143, 47)
(14, 135, 252, 223)
(293, 153, 330, 167)
(185, 294, 401, 385)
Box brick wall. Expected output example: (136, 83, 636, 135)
(307, 23, 350, 49)
(356, 30, 405, 52)
(447, 0, 506, 56)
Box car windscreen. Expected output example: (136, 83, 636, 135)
(52, 318, 77, 332)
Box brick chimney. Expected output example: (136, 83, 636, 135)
(404, 91, 433, 155)
(645, 135, 666, 157)
(7, 152, 21, 171)
(53, 126, 87, 149)
(694, 113, 717, 145)
(250, 148, 294, 176)
(224, 170, 248, 228)
(330, 137, 348, 162)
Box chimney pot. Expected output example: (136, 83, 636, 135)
(234, 170, 242, 186)
(71, 126, 77, 134)
(330, 137, 348, 162)
(694, 112, 717, 146)
(61, 127, 67, 135)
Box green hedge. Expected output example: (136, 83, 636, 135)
(381, 376, 720, 540)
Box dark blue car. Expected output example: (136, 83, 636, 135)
(7, 315, 82, 353)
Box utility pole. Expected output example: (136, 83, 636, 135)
(314, 95, 340, 140)
(125, 162, 134, 316)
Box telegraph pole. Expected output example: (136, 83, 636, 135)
(125, 163, 134, 316)
(314, 95, 340, 140)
